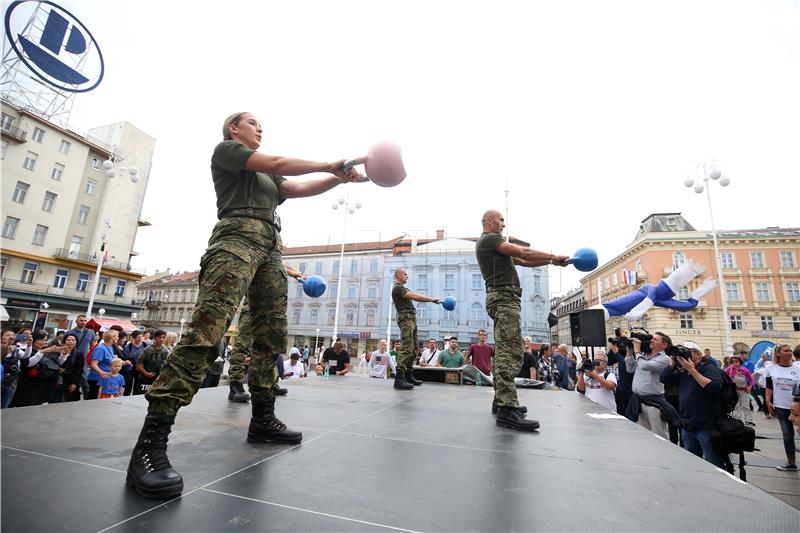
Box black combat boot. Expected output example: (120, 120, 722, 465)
(491, 398, 527, 415)
(228, 381, 251, 402)
(248, 397, 303, 444)
(393, 371, 414, 390)
(496, 406, 540, 431)
(272, 382, 288, 396)
(405, 369, 423, 386)
(126, 414, 184, 499)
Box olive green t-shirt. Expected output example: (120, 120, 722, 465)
(392, 283, 415, 313)
(475, 232, 520, 290)
(211, 141, 287, 220)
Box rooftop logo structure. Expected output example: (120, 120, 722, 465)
(4, 0, 104, 93)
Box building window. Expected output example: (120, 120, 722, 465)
(296, 261, 305, 273)
(330, 282, 337, 300)
(725, 282, 740, 302)
(730, 315, 743, 330)
(345, 311, 354, 326)
(50, 163, 65, 181)
(85, 179, 97, 195)
(750, 252, 765, 269)
(780, 251, 796, 269)
(673, 252, 686, 268)
(332, 260, 339, 275)
(32, 224, 48, 246)
(12, 181, 29, 203)
(295, 283, 304, 298)
(0, 113, 13, 130)
(612, 272, 618, 286)
(23, 152, 37, 171)
(21, 261, 38, 284)
(293, 309, 302, 325)
(533, 274, 541, 293)
(2, 216, 20, 239)
(0, 256, 6, 278)
(605, 276, 610, 289)
(754, 282, 769, 302)
(52, 268, 69, 289)
(68, 235, 83, 256)
(418, 306, 428, 320)
(59, 140, 71, 154)
(309, 309, 318, 324)
(787, 282, 800, 303)
(42, 191, 57, 212)
(116, 280, 127, 297)
(471, 302, 484, 321)
(721, 252, 735, 269)
(679, 314, 694, 329)
(327, 310, 335, 325)
(534, 303, 544, 322)
(78, 205, 90, 225)
(444, 273, 455, 290)
(370, 258, 378, 273)
(472, 273, 482, 290)
(350, 260, 358, 275)
(677, 286, 689, 300)
(347, 284, 357, 299)
(98, 276, 109, 295)
(793, 316, 800, 332)
(76, 273, 89, 291)
(32, 127, 45, 143)
(418, 273, 427, 291)
(366, 309, 375, 326)
(91, 158, 101, 170)
(761, 316, 774, 331)
(368, 284, 377, 299)
(314, 262, 322, 275)
(0, 139, 8, 159)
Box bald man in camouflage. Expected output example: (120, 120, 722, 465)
(476, 210, 570, 431)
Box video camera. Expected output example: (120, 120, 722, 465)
(666, 344, 692, 360)
(609, 327, 654, 355)
(580, 359, 595, 373)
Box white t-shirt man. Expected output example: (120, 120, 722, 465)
(368, 349, 396, 378)
(283, 358, 305, 380)
(420, 347, 439, 367)
(765, 363, 800, 409)
(579, 370, 618, 411)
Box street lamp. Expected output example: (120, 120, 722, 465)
(179, 318, 186, 341)
(85, 152, 139, 317)
(330, 195, 361, 345)
(683, 156, 733, 356)
(315, 327, 320, 359)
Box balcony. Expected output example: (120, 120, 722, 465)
(0, 123, 27, 143)
(53, 248, 145, 273)
(1, 277, 138, 305)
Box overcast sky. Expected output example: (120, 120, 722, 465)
(35, 0, 800, 294)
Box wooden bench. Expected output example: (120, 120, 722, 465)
(411, 366, 464, 385)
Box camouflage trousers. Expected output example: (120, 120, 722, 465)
(146, 217, 287, 416)
(486, 289, 523, 408)
(396, 311, 418, 372)
(227, 296, 279, 386)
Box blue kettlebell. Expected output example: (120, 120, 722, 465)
(299, 275, 327, 298)
(441, 296, 456, 311)
(569, 248, 598, 272)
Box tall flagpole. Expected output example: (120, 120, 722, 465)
(504, 180, 510, 242)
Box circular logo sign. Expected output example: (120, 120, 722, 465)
(4, 0, 104, 93)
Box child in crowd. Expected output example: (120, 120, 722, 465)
(98, 358, 126, 399)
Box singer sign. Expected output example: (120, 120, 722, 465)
(4, 0, 104, 92)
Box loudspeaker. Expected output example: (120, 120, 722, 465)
(569, 309, 606, 347)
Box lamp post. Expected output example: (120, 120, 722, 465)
(85, 153, 139, 317)
(683, 156, 733, 356)
(179, 318, 186, 341)
(330, 195, 361, 346)
(315, 327, 320, 361)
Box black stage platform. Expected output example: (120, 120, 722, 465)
(2, 376, 799, 532)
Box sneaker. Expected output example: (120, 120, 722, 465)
(776, 463, 798, 471)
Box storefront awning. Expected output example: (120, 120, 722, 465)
(86, 318, 139, 333)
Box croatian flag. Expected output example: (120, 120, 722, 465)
(623, 270, 637, 286)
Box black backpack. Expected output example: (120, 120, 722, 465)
(718, 367, 739, 415)
(716, 415, 756, 453)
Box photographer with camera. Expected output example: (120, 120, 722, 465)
(576, 353, 617, 411)
(607, 333, 634, 415)
(659, 341, 725, 468)
(624, 332, 676, 438)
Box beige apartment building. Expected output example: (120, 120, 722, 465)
(579, 213, 800, 357)
(1, 98, 154, 333)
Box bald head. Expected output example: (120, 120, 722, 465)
(482, 210, 502, 223)
(481, 210, 504, 233)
